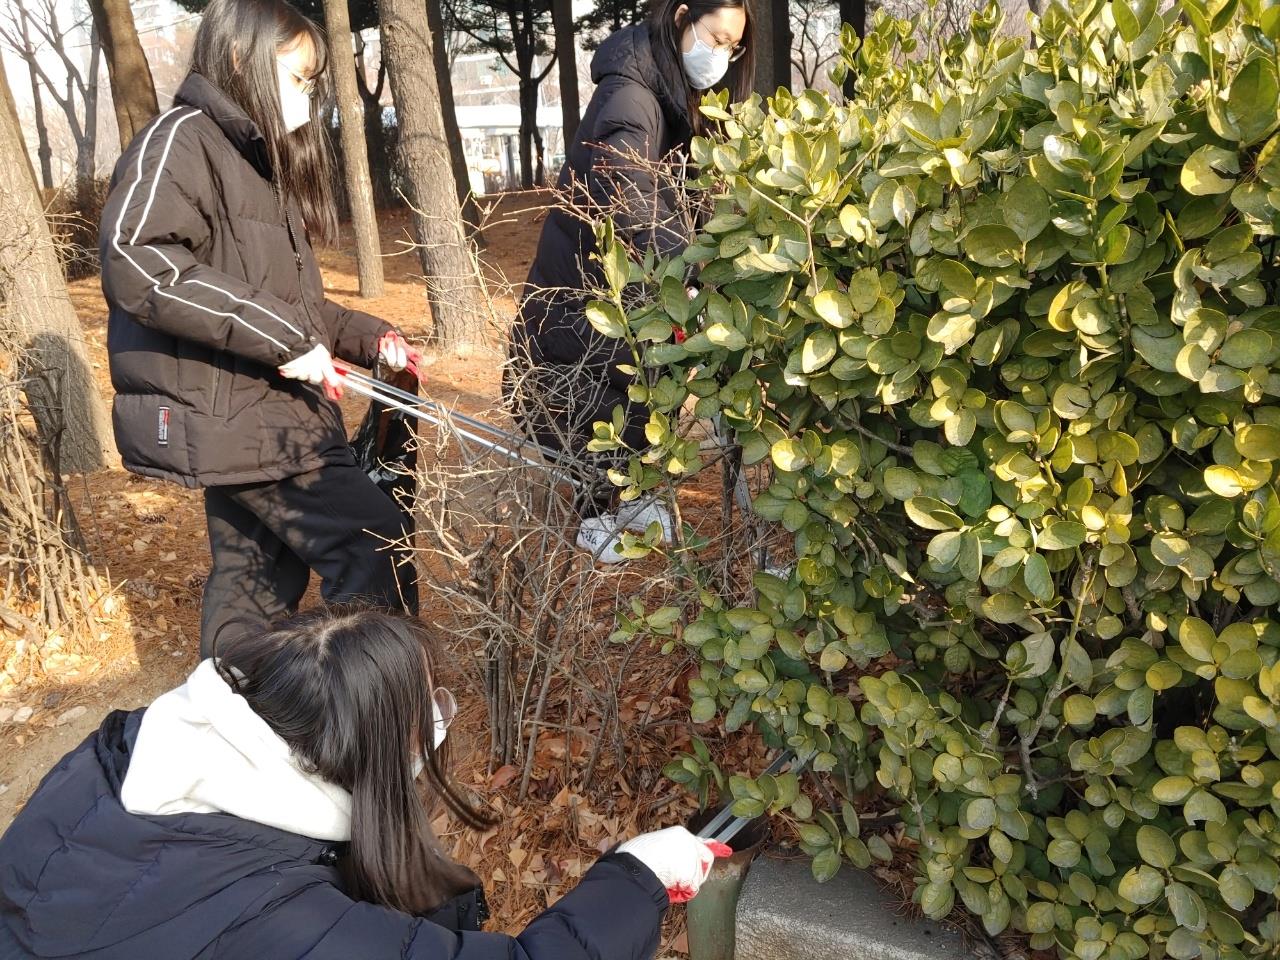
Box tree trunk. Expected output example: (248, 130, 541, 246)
(0, 70, 112, 474)
(363, 96, 396, 207)
(838, 0, 865, 100)
(87, 0, 159, 149)
(517, 69, 535, 189)
(771, 0, 793, 91)
(74, 27, 102, 186)
(425, 0, 480, 231)
(551, 0, 580, 148)
(18, 15, 54, 190)
(379, 0, 488, 345)
(322, 2, 384, 298)
(840, 0, 867, 35)
(354, 35, 396, 209)
(753, 0, 794, 95)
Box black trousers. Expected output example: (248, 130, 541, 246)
(199, 462, 419, 658)
(504, 349, 649, 517)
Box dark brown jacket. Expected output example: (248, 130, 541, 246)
(101, 73, 390, 488)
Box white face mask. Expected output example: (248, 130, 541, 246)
(410, 699, 451, 777)
(276, 60, 312, 133)
(682, 22, 732, 91)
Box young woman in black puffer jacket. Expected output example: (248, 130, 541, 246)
(508, 0, 755, 564)
(101, 0, 421, 658)
(0, 609, 728, 959)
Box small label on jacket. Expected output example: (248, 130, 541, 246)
(157, 406, 170, 446)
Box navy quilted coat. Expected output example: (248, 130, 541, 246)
(0, 711, 668, 959)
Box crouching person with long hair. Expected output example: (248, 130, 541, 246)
(0, 610, 726, 959)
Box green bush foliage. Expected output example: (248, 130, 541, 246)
(591, 0, 1280, 955)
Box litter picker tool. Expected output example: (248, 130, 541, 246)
(695, 749, 808, 847)
(332, 361, 583, 487)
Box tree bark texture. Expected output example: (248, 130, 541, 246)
(551, 0, 580, 148)
(322, 0, 385, 298)
(379, 0, 489, 345)
(0, 71, 112, 474)
(425, 0, 481, 230)
(753, 0, 793, 96)
(87, 0, 159, 150)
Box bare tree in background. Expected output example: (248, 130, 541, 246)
(550, 0, 580, 147)
(322, 0, 384, 298)
(86, 0, 159, 149)
(881, 0, 986, 40)
(14, 12, 54, 190)
(352, 32, 396, 209)
(792, 0, 842, 91)
(379, 0, 490, 344)
(427, 0, 482, 232)
(447, 0, 557, 189)
(1, 0, 102, 194)
(0, 66, 112, 475)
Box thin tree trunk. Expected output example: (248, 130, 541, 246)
(354, 38, 396, 209)
(379, 0, 488, 345)
(87, 0, 159, 149)
(322, 1, 384, 298)
(838, 0, 865, 99)
(425, 0, 480, 231)
(518, 74, 535, 189)
(551, 0, 579, 147)
(18, 14, 53, 190)
(770, 0, 792, 90)
(0, 69, 112, 474)
(753, 0, 793, 95)
(74, 26, 102, 185)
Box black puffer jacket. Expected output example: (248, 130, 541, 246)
(101, 73, 391, 489)
(0, 710, 669, 960)
(515, 22, 693, 371)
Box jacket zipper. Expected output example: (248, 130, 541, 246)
(274, 182, 318, 342)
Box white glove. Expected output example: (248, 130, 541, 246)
(617, 826, 731, 903)
(279, 343, 343, 398)
(378, 331, 409, 372)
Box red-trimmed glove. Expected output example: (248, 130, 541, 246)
(617, 826, 733, 904)
(378, 331, 423, 374)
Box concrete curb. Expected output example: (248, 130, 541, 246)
(735, 856, 978, 960)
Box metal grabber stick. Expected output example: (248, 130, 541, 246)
(694, 749, 810, 847)
(332, 363, 584, 488)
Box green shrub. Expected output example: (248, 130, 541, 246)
(591, 0, 1280, 956)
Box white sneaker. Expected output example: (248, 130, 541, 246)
(575, 515, 630, 564)
(617, 496, 675, 542)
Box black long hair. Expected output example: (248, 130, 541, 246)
(649, 0, 756, 136)
(188, 0, 338, 243)
(215, 608, 492, 915)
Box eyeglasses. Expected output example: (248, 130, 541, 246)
(277, 59, 318, 98)
(693, 19, 747, 62)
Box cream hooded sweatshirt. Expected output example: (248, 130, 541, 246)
(120, 659, 354, 840)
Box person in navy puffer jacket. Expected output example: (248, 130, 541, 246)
(0, 609, 728, 959)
